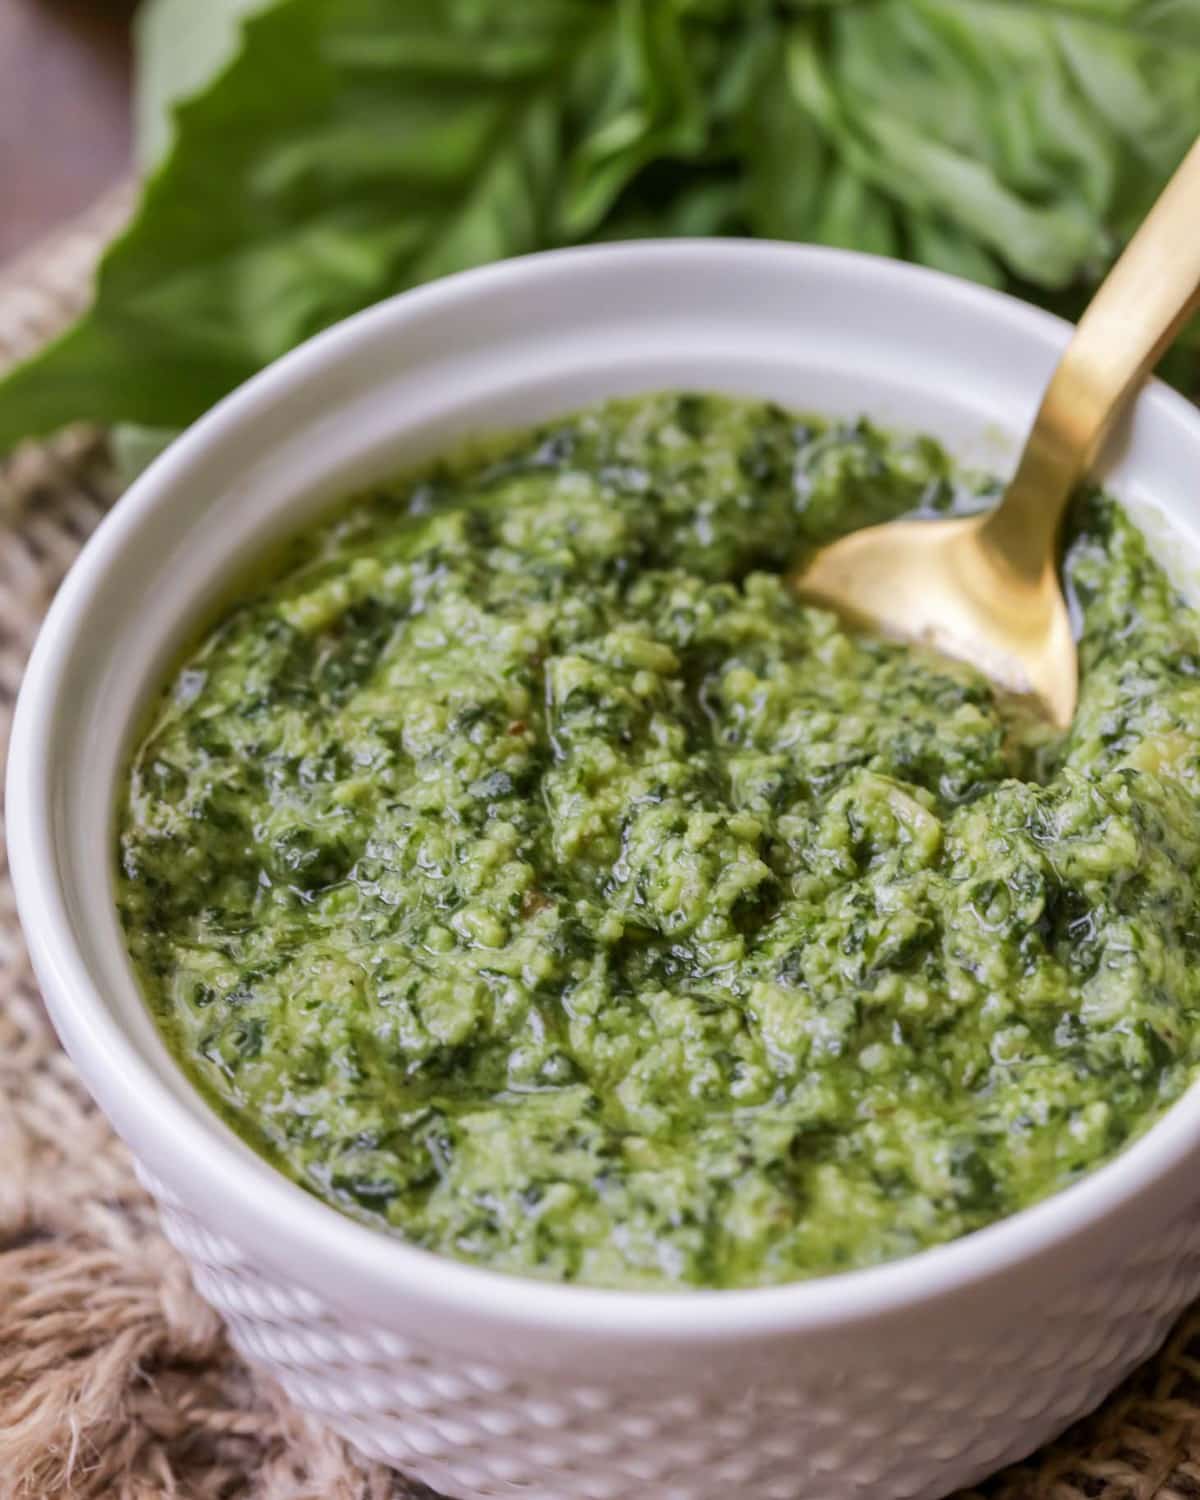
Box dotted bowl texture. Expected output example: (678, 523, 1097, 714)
(143, 1165, 1200, 1500)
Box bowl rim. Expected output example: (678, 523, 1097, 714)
(11, 236, 1200, 1343)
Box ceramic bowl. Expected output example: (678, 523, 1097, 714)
(11, 242, 1200, 1500)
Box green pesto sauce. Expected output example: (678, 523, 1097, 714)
(118, 394, 1200, 1290)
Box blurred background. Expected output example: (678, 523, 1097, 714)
(0, 0, 136, 260)
(0, 0, 1196, 454)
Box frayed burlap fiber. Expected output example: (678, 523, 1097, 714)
(2, 194, 1200, 1500)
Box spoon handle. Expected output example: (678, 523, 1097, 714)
(983, 135, 1200, 581)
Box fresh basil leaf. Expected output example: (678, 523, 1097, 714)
(0, 0, 603, 449)
(744, 0, 1198, 303)
(0, 0, 1196, 455)
(558, 0, 707, 239)
(109, 424, 182, 487)
(135, 0, 273, 169)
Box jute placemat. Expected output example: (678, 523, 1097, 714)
(2, 197, 1200, 1500)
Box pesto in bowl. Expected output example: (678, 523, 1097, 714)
(118, 394, 1200, 1291)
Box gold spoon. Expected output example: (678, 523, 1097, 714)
(794, 136, 1200, 729)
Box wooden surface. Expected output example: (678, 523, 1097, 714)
(0, 0, 136, 262)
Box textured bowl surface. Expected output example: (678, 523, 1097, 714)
(11, 242, 1200, 1500)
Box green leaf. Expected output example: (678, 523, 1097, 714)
(135, 0, 273, 169)
(745, 0, 1198, 306)
(557, 0, 709, 239)
(906, 217, 1003, 287)
(596, 174, 745, 241)
(110, 424, 181, 487)
(1, 0, 1198, 453)
(0, 0, 604, 448)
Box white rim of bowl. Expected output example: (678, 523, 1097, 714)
(10, 239, 1200, 1343)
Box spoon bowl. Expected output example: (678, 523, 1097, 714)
(795, 135, 1200, 727)
(796, 509, 1077, 725)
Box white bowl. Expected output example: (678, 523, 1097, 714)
(10, 242, 1200, 1500)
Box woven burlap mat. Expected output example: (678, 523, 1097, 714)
(2, 198, 1200, 1500)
